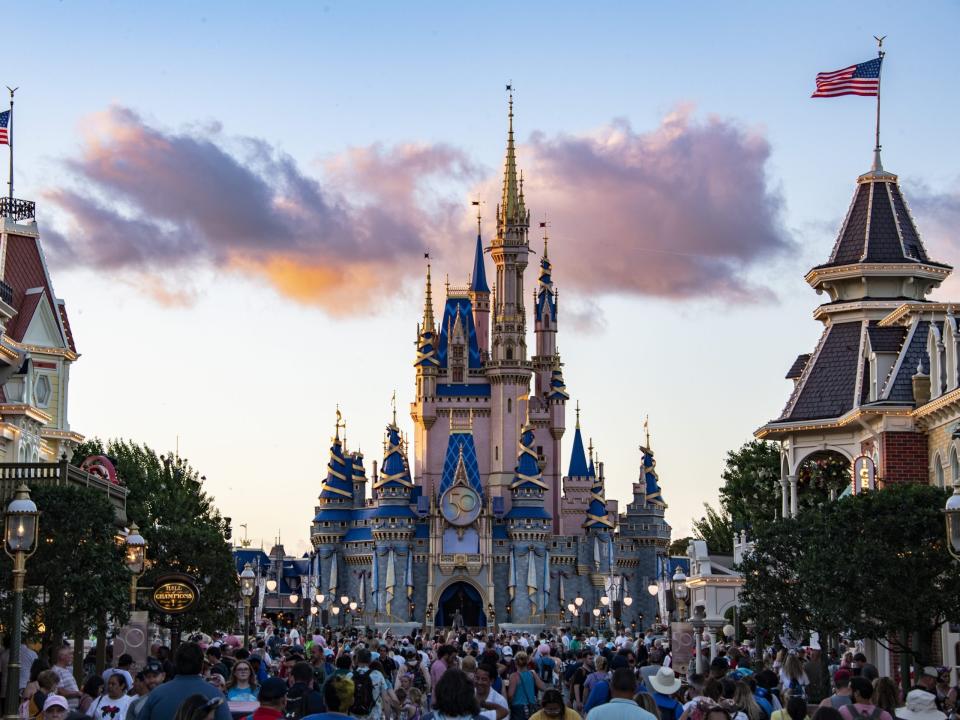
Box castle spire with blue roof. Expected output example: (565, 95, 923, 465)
(319, 409, 353, 502)
(567, 403, 589, 478)
(640, 418, 665, 508)
(470, 205, 491, 356)
(583, 446, 614, 530)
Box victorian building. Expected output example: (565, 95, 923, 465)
(756, 147, 960, 667)
(307, 96, 672, 631)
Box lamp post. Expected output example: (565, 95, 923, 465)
(4, 485, 39, 720)
(239, 563, 256, 650)
(946, 485, 960, 561)
(124, 523, 147, 609)
(671, 568, 688, 622)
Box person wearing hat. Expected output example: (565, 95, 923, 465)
(819, 670, 854, 710)
(42, 694, 69, 720)
(127, 661, 165, 720)
(585, 668, 657, 720)
(896, 690, 946, 720)
(251, 678, 288, 720)
(647, 667, 683, 720)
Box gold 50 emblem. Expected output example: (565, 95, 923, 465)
(440, 486, 482, 526)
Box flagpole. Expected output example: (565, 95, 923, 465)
(6, 87, 13, 209)
(873, 36, 886, 167)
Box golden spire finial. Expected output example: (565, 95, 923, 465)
(422, 255, 434, 331)
(391, 390, 397, 426)
(540, 216, 549, 258)
(335, 405, 342, 441)
(472, 200, 482, 236)
(644, 414, 651, 450)
(575, 400, 581, 428)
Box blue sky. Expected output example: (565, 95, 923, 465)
(5, 1, 958, 554)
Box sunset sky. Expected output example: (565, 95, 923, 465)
(5, 1, 959, 555)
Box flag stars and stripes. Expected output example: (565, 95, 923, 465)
(812, 57, 883, 98)
(0, 110, 8, 145)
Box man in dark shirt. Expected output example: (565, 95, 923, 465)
(139, 643, 230, 720)
(570, 651, 594, 713)
(287, 662, 325, 716)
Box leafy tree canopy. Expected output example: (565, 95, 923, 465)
(73, 439, 238, 632)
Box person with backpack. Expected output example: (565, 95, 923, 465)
(647, 667, 683, 720)
(286, 662, 326, 719)
(250, 678, 289, 720)
(351, 649, 387, 720)
(836, 677, 894, 720)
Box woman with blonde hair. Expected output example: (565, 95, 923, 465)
(507, 652, 548, 720)
(584, 656, 608, 699)
(733, 681, 766, 720)
(780, 655, 809, 699)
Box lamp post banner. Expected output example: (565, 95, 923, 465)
(670, 622, 695, 672)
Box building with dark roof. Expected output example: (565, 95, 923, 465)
(756, 148, 960, 541)
(302, 95, 671, 632)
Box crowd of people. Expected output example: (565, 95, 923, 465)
(4, 625, 957, 720)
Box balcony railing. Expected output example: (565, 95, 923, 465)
(0, 198, 36, 222)
(0, 281, 12, 306)
(0, 461, 128, 524)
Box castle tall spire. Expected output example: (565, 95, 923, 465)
(500, 87, 521, 230)
(423, 262, 435, 331)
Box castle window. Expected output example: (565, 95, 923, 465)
(936, 455, 944, 488)
(952, 449, 959, 484)
(453, 368, 464, 383)
(495, 446, 499, 461)
(508, 398, 512, 413)
(506, 347, 514, 360)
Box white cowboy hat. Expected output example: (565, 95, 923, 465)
(896, 691, 946, 720)
(649, 666, 682, 695)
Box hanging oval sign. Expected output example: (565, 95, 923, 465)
(151, 573, 199, 614)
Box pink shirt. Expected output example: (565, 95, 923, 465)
(838, 703, 894, 720)
(430, 658, 448, 689)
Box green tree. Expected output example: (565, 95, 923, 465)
(74, 439, 238, 633)
(691, 503, 734, 554)
(668, 536, 691, 556)
(718, 440, 781, 531)
(839, 484, 960, 692)
(740, 484, 960, 696)
(29, 486, 130, 658)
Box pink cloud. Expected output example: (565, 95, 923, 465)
(43, 103, 792, 313)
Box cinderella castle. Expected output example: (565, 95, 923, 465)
(307, 94, 671, 631)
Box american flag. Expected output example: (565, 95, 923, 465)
(0, 110, 8, 145)
(812, 57, 883, 98)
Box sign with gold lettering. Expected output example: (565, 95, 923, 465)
(151, 574, 199, 615)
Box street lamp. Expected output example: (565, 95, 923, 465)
(4, 485, 39, 720)
(349, 601, 358, 611)
(946, 485, 960, 561)
(124, 523, 147, 609)
(623, 596, 633, 607)
(574, 596, 584, 607)
(672, 568, 688, 621)
(340, 595, 349, 606)
(266, 578, 277, 592)
(289, 593, 299, 605)
(600, 595, 610, 606)
(315, 593, 325, 604)
(647, 581, 658, 596)
(239, 563, 256, 650)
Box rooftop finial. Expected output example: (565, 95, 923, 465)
(540, 217, 549, 258)
(335, 405, 343, 441)
(391, 390, 397, 426)
(575, 400, 581, 428)
(644, 414, 651, 449)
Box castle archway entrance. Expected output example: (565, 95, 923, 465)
(436, 581, 486, 629)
